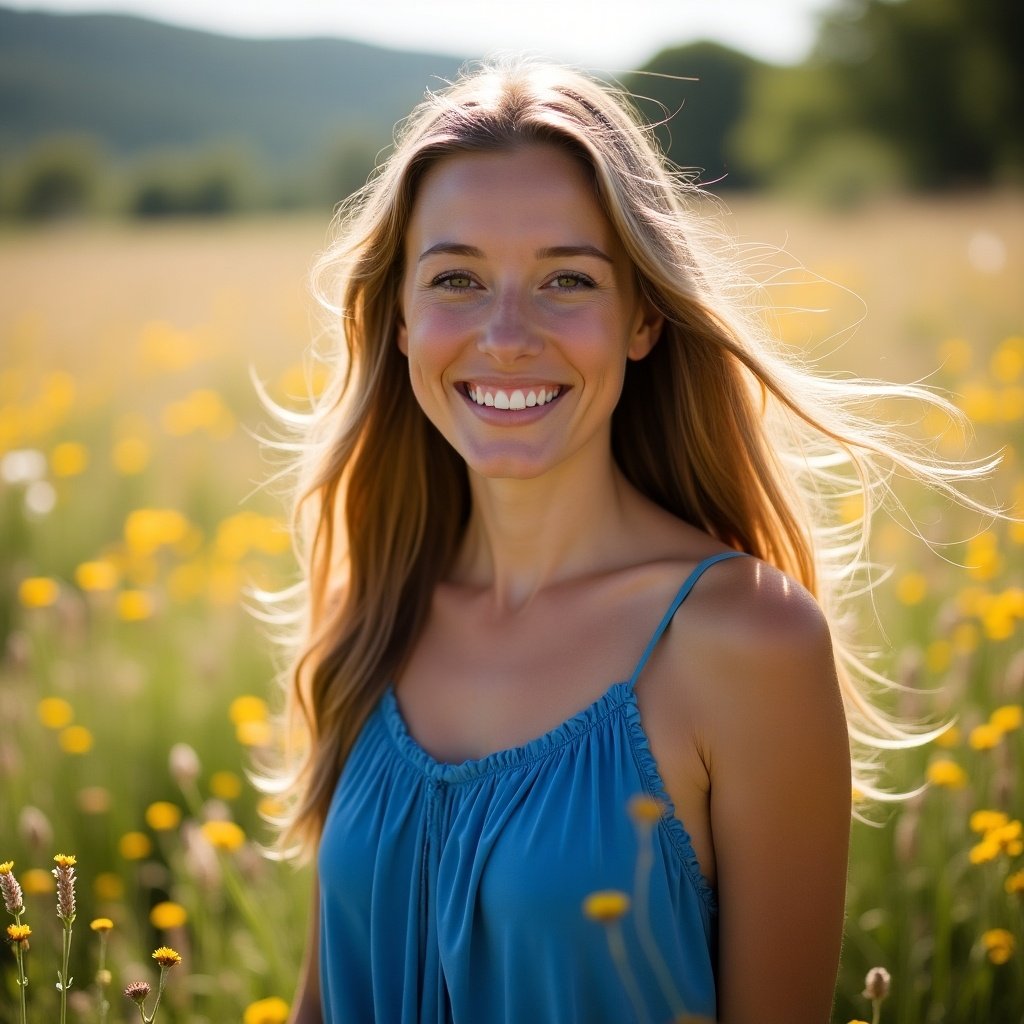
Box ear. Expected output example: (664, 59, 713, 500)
(396, 315, 408, 356)
(626, 301, 664, 361)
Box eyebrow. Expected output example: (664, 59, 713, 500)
(417, 242, 614, 264)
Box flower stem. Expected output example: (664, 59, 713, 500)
(633, 823, 686, 1016)
(603, 920, 651, 1024)
(872, 998, 882, 1024)
(14, 941, 28, 1024)
(58, 919, 73, 1024)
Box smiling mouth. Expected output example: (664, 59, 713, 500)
(460, 383, 564, 410)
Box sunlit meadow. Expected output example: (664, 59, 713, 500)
(1, 194, 1021, 1023)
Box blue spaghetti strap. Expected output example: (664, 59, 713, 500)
(627, 550, 750, 689)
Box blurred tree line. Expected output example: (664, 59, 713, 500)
(1, 0, 1020, 220)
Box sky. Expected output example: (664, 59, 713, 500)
(4, 0, 836, 67)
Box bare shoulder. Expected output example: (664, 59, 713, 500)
(675, 555, 839, 700)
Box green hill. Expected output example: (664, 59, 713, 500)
(0, 7, 466, 163)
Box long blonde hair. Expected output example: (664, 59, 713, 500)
(260, 57, 994, 859)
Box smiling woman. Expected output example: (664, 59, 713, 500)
(259, 58, 995, 1024)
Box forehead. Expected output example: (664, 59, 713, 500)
(405, 144, 621, 253)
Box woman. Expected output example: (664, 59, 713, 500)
(273, 59, 986, 1024)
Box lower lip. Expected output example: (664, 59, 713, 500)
(459, 389, 566, 424)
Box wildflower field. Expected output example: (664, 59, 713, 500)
(0, 194, 1021, 1023)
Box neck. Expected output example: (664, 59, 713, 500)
(451, 445, 639, 612)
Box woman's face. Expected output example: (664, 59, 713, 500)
(397, 143, 661, 481)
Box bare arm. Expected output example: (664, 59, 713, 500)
(288, 879, 322, 1024)
(701, 569, 851, 1024)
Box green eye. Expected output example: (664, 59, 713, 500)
(436, 272, 473, 289)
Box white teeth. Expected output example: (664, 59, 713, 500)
(466, 385, 561, 409)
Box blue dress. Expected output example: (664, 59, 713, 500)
(318, 550, 746, 1022)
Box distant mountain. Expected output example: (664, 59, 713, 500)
(0, 7, 467, 163)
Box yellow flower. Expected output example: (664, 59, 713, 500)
(145, 802, 182, 831)
(1005, 871, 1024, 895)
(0, 862, 12, 875)
(934, 724, 961, 749)
(970, 810, 1009, 834)
(150, 901, 188, 930)
(18, 576, 59, 608)
(119, 831, 152, 860)
(6, 923, 31, 942)
(20, 869, 54, 894)
(37, 696, 74, 729)
(236, 719, 274, 747)
(925, 639, 952, 674)
(981, 929, 1014, 965)
(210, 771, 243, 800)
(627, 794, 665, 826)
(926, 759, 967, 789)
(50, 441, 88, 477)
(229, 695, 269, 725)
(93, 873, 125, 902)
(59, 725, 93, 754)
(90, 918, 114, 932)
(969, 724, 1003, 751)
(151, 946, 182, 968)
(200, 820, 246, 852)
(970, 839, 999, 865)
(75, 560, 119, 592)
(124, 508, 190, 556)
(582, 890, 631, 923)
(988, 821, 1024, 856)
(896, 572, 928, 605)
(990, 705, 1022, 733)
(112, 436, 151, 475)
(53, 853, 76, 868)
(117, 590, 155, 621)
(243, 996, 291, 1024)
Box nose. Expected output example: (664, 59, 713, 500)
(477, 290, 542, 362)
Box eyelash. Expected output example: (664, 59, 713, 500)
(429, 271, 596, 291)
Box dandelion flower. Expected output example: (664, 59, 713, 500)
(981, 929, 1015, 965)
(6, 923, 31, 945)
(582, 890, 631, 923)
(210, 771, 243, 800)
(627, 794, 665, 826)
(150, 901, 188, 930)
(970, 810, 1009, 834)
(118, 831, 152, 861)
(990, 705, 1022, 733)
(59, 724, 94, 754)
(152, 946, 182, 968)
(969, 723, 1003, 750)
(243, 996, 291, 1024)
(18, 576, 59, 608)
(145, 802, 182, 831)
(75, 560, 119, 592)
(20, 868, 54, 894)
(969, 839, 1000, 865)
(1005, 870, 1024, 895)
(50, 441, 88, 477)
(37, 697, 74, 729)
(93, 873, 125, 901)
(90, 918, 114, 932)
(926, 759, 967, 789)
(117, 590, 155, 621)
(229, 694, 269, 725)
(199, 820, 246, 852)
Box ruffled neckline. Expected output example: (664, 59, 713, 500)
(381, 680, 633, 784)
